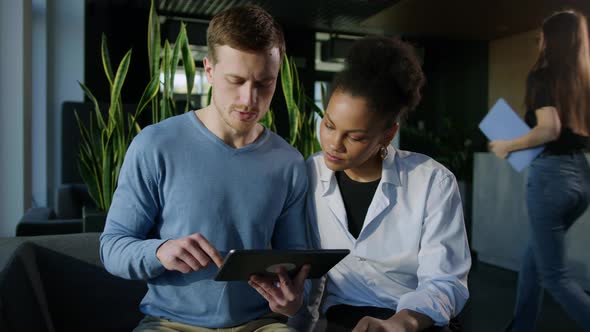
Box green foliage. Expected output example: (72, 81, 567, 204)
(278, 56, 324, 159)
(151, 0, 196, 123)
(400, 118, 474, 181)
(75, 0, 195, 211)
(206, 55, 322, 156)
(258, 107, 277, 133)
(76, 41, 143, 212)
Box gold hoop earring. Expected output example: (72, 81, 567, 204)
(380, 146, 389, 160)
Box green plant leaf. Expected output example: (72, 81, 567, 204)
(259, 109, 277, 132)
(170, 27, 183, 92)
(281, 56, 300, 144)
(147, 0, 160, 77)
(108, 49, 132, 133)
(111, 49, 132, 101)
(128, 76, 159, 143)
(78, 157, 103, 210)
(163, 41, 172, 95)
(306, 95, 324, 118)
(292, 58, 302, 107)
(151, 98, 159, 125)
(74, 111, 95, 164)
(100, 131, 114, 210)
(161, 41, 172, 120)
(74, 111, 105, 210)
(320, 82, 328, 109)
(206, 86, 212, 106)
(102, 151, 113, 211)
(78, 81, 107, 130)
(180, 23, 196, 112)
(129, 113, 142, 135)
(101, 34, 115, 87)
(135, 74, 160, 120)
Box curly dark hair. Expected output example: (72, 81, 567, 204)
(333, 36, 425, 126)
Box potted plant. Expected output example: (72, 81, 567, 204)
(76, 0, 195, 231)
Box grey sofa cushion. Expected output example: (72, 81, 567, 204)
(0, 233, 147, 332)
(0, 239, 53, 332)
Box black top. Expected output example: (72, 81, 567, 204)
(525, 69, 590, 154)
(335, 171, 381, 239)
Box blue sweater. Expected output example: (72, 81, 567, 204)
(100, 111, 309, 328)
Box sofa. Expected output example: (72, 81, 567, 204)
(0, 233, 146, 332)
(16, 184, 95, 236)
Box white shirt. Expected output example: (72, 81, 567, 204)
(306, 146, 471, 326)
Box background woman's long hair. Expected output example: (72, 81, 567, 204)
(525, 10, 590, 134)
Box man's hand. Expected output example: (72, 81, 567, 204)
(489, 140, 512, 159)
(156, 233, 224, 273)
(353, 309, 433, 332)
(248, 264, 311, 317)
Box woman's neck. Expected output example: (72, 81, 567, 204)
(343, 154, 383, 182)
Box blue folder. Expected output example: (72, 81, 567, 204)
(479, 98, 544, 172)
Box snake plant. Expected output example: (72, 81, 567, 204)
(257, 56, 325, 159)
(279, 56, 324, 159)
(75, 0, 195, 211)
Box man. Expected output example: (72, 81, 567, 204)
(100, 5, 309, 331)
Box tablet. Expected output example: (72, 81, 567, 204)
(214, 249, 350, 281)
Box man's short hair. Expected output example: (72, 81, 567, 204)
(207, 5, 285, 63)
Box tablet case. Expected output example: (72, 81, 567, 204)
(214, 249, 350, 281)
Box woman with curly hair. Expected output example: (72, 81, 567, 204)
(303, 36, 471, 332)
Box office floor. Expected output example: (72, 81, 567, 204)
(461, 261, 584, 332)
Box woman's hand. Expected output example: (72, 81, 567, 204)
(353, 309, 433, 332)
(488, 107, 561, 160)
(353, 316, 411, 332)
(489, 140, 512, 159)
